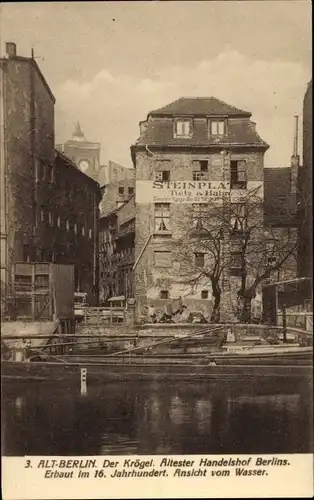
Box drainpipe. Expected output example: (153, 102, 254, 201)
(0, 59, 8, 308)
(132, 234, 153, 271)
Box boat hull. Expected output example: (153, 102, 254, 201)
(1, 354, 312, 382)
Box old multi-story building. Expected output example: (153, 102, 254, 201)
(99, 161, 135, 216)
(0, 42, 55, 307)
(0, 42, 101, 308)
(131, 97, 271, 321)
(298, 80, 312, 279)
(99, 196, 135, 304)
(52, 151, 101, 304)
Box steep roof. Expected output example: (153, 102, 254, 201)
(264, 168, 297, 226)
(134, 116, 268, 149)
(149, 97, 251, 118)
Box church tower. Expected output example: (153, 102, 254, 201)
(59, 122, 101, 181)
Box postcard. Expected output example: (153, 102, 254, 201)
(1, 1, 312, 498)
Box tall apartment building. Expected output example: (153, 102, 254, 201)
(0, 42, 101, 308)
(131, 97, 270, 321)
(99, 196, 135, 303)
(298, 80, 312, 279)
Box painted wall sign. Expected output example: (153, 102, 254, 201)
(136, 180, 230, 203)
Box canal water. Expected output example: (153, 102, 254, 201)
(1, 377, 312, 456)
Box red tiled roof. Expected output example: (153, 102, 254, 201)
(149, 97, 251, 118)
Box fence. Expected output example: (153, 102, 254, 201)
(82, 306, 126, 325)
(277, 311, 313, 332)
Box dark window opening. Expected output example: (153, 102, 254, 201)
(193, 160, 208, 181)
(230, 160, 247, 189)
(160, 290, 169, 299)
(155, 170, 170, 182)
(230, 203, 247, 232)
(128, 187, 134, 195)
(201, 290, 209, 299)
(195, 253, 205, 267)
(230, 251, 242, 277)
(23, 245, 30, 263)
(118, 187, 124, 195)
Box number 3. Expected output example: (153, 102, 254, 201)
(25, 460, 32, 468)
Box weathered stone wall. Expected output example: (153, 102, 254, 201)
(134, 148, 266, 322)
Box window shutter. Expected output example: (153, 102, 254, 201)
(238, 161, 247, 182)
(218, 120, 225, 135)
(192, 160, 200, 171)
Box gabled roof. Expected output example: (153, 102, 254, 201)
(149, 97, 251, 118)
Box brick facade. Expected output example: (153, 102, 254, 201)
(0, 43, 101, 308)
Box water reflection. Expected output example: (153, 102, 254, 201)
(1, 377, 312, 456)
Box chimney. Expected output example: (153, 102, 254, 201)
(6, 42, 17, 58)
(290, 115, 299, 194)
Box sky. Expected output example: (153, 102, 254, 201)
(1, 1, 312, 168)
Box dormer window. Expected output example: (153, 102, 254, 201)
(210, 119, 226, 136)
(174, 119, 192, 138)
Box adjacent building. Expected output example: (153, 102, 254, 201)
(0, 42, 101, 309)
(99, 196, 135, 304)
(298, 80, 312, 279)
(99, 161, 135, 216)
(131, 97, 270, 321)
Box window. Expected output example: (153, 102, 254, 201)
(230, 203, 247, 232)
(230, 160, 247, 189)
(210, 119, 226, 136)
(266, 242, 277, 265)
(192, 160, 208, 180)
(81, 224, 85, 236)
(57, 216, 61, 228)
(195, 253, 205, 267)
(40, 206, 45, 223)
(128, 186, 134, 195)
(23, 245, 30, 263)
(230, 251, 242, 276)
(201, 290, 209, 299)
(155, 170, 170, 182)
(47, 165, 54, 183)
(174, 119, 191, 138)
(88, 228, 92, 239)
(35, 159, 40, 182)
(154, 203, 171, 232)
(118, 187, 124, 195)
(66, 219, 70, 231)
(160, 290, 169, 299)
(154, 251, 171, 267)
(74, 223, 78, 234)
(48, 211, 53, 227)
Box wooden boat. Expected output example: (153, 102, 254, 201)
(1, 321, 312, 382)
(1, 344, 312, 383)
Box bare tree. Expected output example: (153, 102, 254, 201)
(174, 187, 297, 323)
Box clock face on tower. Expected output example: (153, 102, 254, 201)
(79, 160, 90, 172)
